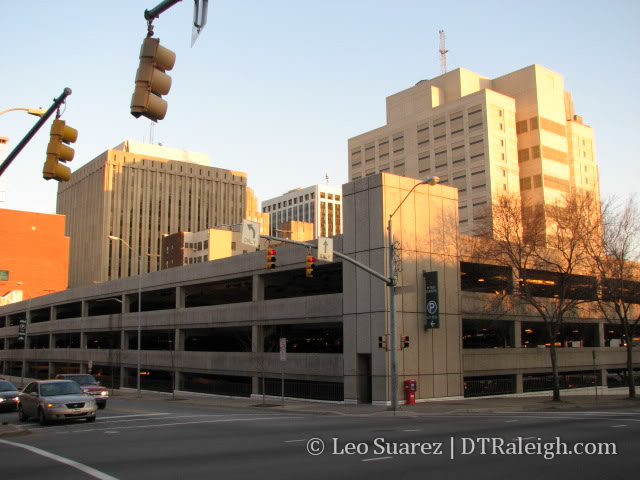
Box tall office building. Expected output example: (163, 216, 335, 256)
(348, 65, 599, 234)
(57, 141, 248, 287)
(261, 185, 343, 238)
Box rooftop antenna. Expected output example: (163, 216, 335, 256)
(325, 172, 329, 185)
(439, 29, 448, 74)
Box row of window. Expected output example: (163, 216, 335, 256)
(263, 192, 316, 212)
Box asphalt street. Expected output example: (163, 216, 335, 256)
(0, 398, 638, 480)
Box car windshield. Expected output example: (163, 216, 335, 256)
(0, 381, 17, 392)
(40, 382, 84, 397)
(65, 375, 97, 386)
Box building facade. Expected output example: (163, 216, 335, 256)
(348, 65, 599, 235)
(262, 185, 343, 238)
(1, 173, 634, 404)
(0, 209, 70, 304)
(57, 141, 249, 287)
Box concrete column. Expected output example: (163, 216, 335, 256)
(49, 333, 54, 351)
(51, 306, 58, 321)
(80, 331, 86, 349)
(599, 369, 607, 388)
(597, 322, 605, 347)
(513, 320, 522, 348)
(174, 371, 182, 391)
(251, 325, 263, 396)
(81, 300, 89, 318)
(176, 286, 186, 309)
(516, 373, 524, 393)
(252, 274, 264, 302)
(124, 294, 132, 313)
(48, 361, 54, 378)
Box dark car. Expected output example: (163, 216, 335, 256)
(0, 380, 20, 412)
(55, 374, 109, 409)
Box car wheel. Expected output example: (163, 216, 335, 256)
(38, 408, 48, 426)
(86, 416, 96, 423)
(18, 405, 28, 422)
(98, 402, 106, 410)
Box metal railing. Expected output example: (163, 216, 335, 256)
(523, 372, 597, 392)
(464, 376, 516, 397)
(259, 378, 344, 402)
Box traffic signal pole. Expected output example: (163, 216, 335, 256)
(0, 87, 71, 178)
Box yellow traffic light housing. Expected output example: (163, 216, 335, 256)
(43, 119, 77, 182)
(266, 248, 277, 270)
(305, 255, 316, 278)
(130, 37, 176, 121)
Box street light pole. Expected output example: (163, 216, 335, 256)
(109, 235, 142, 397)
(387, 176, 439, 412)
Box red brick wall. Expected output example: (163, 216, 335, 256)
(0, 209, 70, 299)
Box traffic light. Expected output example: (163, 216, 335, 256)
(43, 119, 77, 182)
(130, 37, 176, 121)
(378, 335, 389, 351)
(266, 248, 277, 269)
(401, 336, 410, 350)
(305, 255, 316, 278)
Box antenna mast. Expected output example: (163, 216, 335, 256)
(439, 30, 448, 74)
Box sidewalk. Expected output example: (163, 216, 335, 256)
(110, 389, 640, 417)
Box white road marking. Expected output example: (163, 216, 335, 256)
(362, 456, 393, 462)
(0, 439, 119, 480)
(403, 429, 421, 432)
(96, 414, 224, 424)
(98, 413, 169, 420)
(611, 425, 627, 428)
(104, 431, 119, 434)
(284, 439, 307, 443)
(64, 416, 303, 433)
(505, 420, 518, 423)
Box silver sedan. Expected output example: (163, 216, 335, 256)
(18, 380, 97, 425)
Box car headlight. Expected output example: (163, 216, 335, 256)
(46, 403, 65, 408)
(0, 398, 5, 403)
(100, 391, 108, 396)
(86, 400, 96, 407)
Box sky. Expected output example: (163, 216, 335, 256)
(1, 0, 638, 214)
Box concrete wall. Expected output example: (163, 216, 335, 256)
(342, 172, 463, 403)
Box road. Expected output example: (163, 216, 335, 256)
(0, 398, 638, 479)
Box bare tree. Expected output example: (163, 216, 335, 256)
(584, 195, 640, 398)
(473, 191, 600, 401)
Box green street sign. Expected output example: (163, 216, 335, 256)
(424, 271, 440, 329)
(0, 270, 8, 281)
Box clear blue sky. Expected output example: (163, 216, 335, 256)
(1, 0, 638, 214)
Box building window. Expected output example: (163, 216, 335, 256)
(320, 192, 326, 198)
(231, 242, 236, 250)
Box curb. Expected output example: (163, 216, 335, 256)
(0, 424, 29, 439)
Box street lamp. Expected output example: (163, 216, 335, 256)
(387, 176, 439, 412)
(0, 107, 47, 117)
(108, 235, 142, 396)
